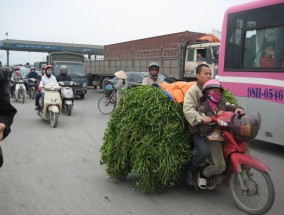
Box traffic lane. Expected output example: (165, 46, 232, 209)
(249, 140, 284, 215)
(0, 91, 110, 215)
(0, 90, 281, 215)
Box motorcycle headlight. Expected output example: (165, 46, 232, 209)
(82, 83, 87, 88)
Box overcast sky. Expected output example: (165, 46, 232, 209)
(0, 0, 253, 65)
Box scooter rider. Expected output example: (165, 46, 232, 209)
(183, 64, 212, 186)
(26, 66, 39, 79)
(26, 66, 39, 90)
(35, 65, 58, 110)
(56, 65, 72, 82)
(142, 62, 162, 85)
(11, 67, 24, 97)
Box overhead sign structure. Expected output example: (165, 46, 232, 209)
(0, 39, 104, 55)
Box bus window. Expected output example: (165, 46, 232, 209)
(224, 3, 284, 71)
(255, 26, 284, 70)
(243, 26, 284, 69)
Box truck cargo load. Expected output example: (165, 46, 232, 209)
(85, 31, 220, 88)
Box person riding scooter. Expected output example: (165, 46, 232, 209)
(142, 62, 162, 85)
(11, 67, 24, 99)
(197, 80, 244, 179)
(35, 65, 58, 110)
(26, 67, 39, 79)
(26, 66, 39, 91)
(56, 65, 72, 82)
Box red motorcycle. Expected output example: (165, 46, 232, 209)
(194, 112, 275, 215)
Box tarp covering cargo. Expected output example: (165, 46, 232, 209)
(196, 34, 220, 43)
(160, 81, 196, 103)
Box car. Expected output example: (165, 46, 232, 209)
(105, 71, 171, 88)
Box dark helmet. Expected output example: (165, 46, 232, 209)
(230, 112, 261, 142)
(149, 62, 160, 71)
(202, 79, 224, 94)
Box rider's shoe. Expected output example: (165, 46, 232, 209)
(186, 170, 197, 186)
(35, 106, 39, 110)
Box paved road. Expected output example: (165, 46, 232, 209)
(0, 90, 283, 215)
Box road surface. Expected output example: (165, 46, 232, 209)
(0, 89, 283, 215)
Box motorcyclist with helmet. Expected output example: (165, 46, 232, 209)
(11, 66, 24, 97)
(142, 62, 162, 85)
(35, 65, 58, 110)
(197, 79, 244, 178)
(26, 66, 39, 90)
(56, 65, 72, 82)
(26, 66, 39, 79)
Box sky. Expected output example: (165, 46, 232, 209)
(0, 0, 253, 65)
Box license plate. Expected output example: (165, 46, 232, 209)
(65, 100, 72, 105)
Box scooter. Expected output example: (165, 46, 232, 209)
(26, 78, 38, 99)
(14, 80, 26, 103)
(58, 81, 75, 116)
(38, 83, 62, 128)
(193, 112, 275, 215)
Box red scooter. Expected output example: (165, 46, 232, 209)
(194, 112, 275, 215)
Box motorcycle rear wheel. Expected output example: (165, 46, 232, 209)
(229, 166, 275, 215)
(50, 112, 59, 128)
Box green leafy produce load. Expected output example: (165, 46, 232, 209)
(100, 84, 237, 193)
(222, 89, 238, 105)
(101, 85, 191, 193)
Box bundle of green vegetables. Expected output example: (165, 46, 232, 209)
(101, 85, 237, 193)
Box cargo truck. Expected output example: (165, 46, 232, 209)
(47, 52, 88, 98)
(85, 31, 220, 88)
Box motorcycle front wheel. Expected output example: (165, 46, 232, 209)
(229, 166, 275, 215)
(50, 112, 59, 128)
(66, 104, 72, 116)
(98, 96, 115, 115)
(21, 92, 25, 104)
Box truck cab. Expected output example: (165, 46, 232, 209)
(184, 42, 220, 79)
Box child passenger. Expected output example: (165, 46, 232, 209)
(260, 43, 275, 68)
(198, 79, 244, 178)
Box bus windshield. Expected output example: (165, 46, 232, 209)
(53, 62, 85, 76)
